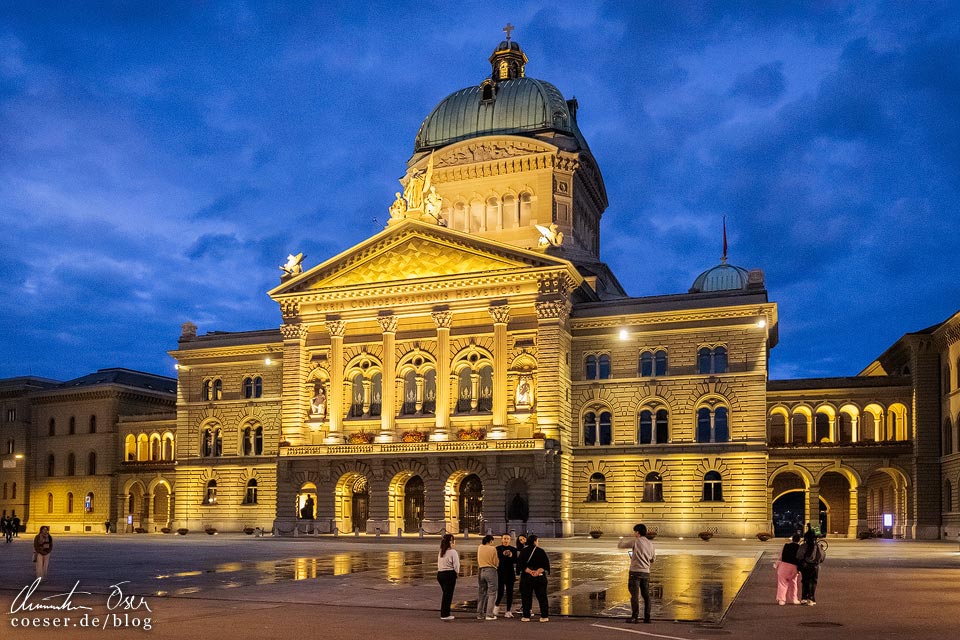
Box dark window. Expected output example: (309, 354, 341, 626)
(587, 473, 606, 502)
(370, 372, 383, 417)
(202, 380, 211, 401)
(401, 371, 417, 415)
(254, 376, 262, 397)
(477, 366, 493, 412)
(88, 451, 97, 475)
(213, 429, 222, 456)
(213, 379, 223, 400)
(254, 427, 263, 455)
(697, 407, 729, 443)
(67, 453, 75, 476)
(47, 454, 55, 477)
(697, 408, 712, 442)
(643, 472, 663, 502)
(455, 369, 472, 413)
(243, 377, 254, 398)
(244, 479, 258, 505)
(48, 418, 56, 436)
(702, 471, 723, 501)
(585, 355, 597, 380)
(583, 412, 597, 446)
(350, 374, 365, 417)
(89, 415, 97, 433)
(67, 492, 74, 513)
(201, 429, 212, 457)
(598, 355, 611, 379)
(655, 409, 669, 443)
(69, 416, 76, 435)
(205, 480, 217, 505)
(714, 347, 727, 373)
(640, 352, 653, 377)
(47, 493, 53, 513)
(599, 412, 612, 445)
(639, 410, 653, 444)
(715, 407, 729, 442)
(242, 427, 253, 455)
(654, 350, 668, 376)
(422, 369, 437, 414)
(698, 348, 712, 374)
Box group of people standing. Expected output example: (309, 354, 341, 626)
(775, 525, 826, 606)
(2, 514, 21, 542)
(437, 532, 552, 622)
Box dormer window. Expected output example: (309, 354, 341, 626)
(481, 80, 495, 101)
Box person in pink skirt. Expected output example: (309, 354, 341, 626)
(775, 534, 802, 605)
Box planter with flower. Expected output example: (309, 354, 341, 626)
(756, 532, 772, 542)
(457, 428, 486, 441)
(348, 431, 376, 445)
(401, 430, 428, 443)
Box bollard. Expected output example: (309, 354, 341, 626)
(376, 527, 381, 537)
(419, 527, 425, 538)
(333, 527, 339, 537)
(354, 527, 360, 537)
(397, 528, 403, 538)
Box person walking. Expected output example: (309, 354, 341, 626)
(518, 534, 550, 623)
(776, 534, 802, 605)
(476, 534, 499, 620)
(494, 533, 517, 617)
(437, 533, 460, 620)
(2, 516, 11, 543)
(33, 525, 53, 579)
(617, 523, 656, 623)
(797, 529, 825, 605)
(12, 514, 21, 538)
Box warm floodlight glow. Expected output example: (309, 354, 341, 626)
(264, 358, 273, 365)
(619, 329, 629, 340)
(15, 454, 24, 459)
(756, 318, 767, 328)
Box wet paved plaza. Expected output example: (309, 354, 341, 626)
(0, 535, 760, 623)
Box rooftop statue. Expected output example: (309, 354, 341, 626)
(536, 223, 563, 248)
(402, 153, 434, 211)
(280, 252, 305, 277)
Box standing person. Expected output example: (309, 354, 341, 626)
(776, 534, 802, 605)
(2, 516, 10, 543)
(437, 534, 460, 620)
(12, 514, 20, 538)
(518, 534, 550, 623)
(476, 534, 499, 620)
(796, 530, 825, 605)
(494, 533, 517, 617)
(617, 523, 656, 624)
(33, 525, 53, 579)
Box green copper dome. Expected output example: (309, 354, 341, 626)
(413, 40, 587, 153)
(689, 262, 751, 293)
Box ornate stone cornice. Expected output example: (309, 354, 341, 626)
(571, 307, 772, 330)
(488, 305, 510, 325)
(434, 140, 555, 168)
(280, 323, 309, 341)
(432, 310, 452, 329)
(325, 319, 346, 338)
(538, 271, 575, 296)
(536, 300, 570, 322)
(377, 315, 398, 333)
(280, 301, 300, 320)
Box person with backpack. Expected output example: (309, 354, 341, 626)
(796, 527, 825, 605)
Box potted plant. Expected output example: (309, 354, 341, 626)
(134, 527, 147, 534)
(176, 528, 189, 535)
(756, 532, 772, 542)
(243, 527, 255, 535)
(698, 531, 714, 541)
(645, 527, 658, 540)
(160, 527, 172, 534)
(589, 526, 603, 539)
(204, 526, 218, 535)
(348, 431, 375, 445)
(457, 427, 486, 441)
(401, 430, 427, 443)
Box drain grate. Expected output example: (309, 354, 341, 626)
(799, 621, 843, 628)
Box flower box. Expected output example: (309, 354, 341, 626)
(457, 428, 486, 441)
(401, 430, 427, 443)
(348, 431, 375, 444)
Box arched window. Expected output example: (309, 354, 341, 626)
(213, 429, 223, 457)
(502, 194, 518, 229)
(714, 347, 727, 373)
(254, 426, 263, 455)
(84, 492, 94, 512)
(201, 429, 212, 457)
(587, 472, 606, 502)
(485, 197, 500, 231)
(469, 198, 483, 232)
(150, 435, 161, 461)
(243, 376, 263, 398)
(125, 434, 136, 461)
(137, 434, 149, 461)
(598, 354, 611, 379)
(702, 471, 723, 501)
(519, 191, 533, 226)
(350, 374, 365, 417)
(697, 406, 729, 443)
(585, 355, 598, 380)
(654, 350, 667, 376)
(584, 411, 612, 445)
(639, 410, 653, 444)
(213, 379, 223, 400)
(401, 371, 417, 415)
(655, 409, 669, 443)
(453, 201, 468, 231)
(456, 368, 472, 413)
(204, 480, 217, 505)
(5, 438, 12, 454)
(945, 479, 954, 512)
(423, 369, 437, 414)
(640, 352, 653, 376)
(944, 419, 954, 455)
(47, 454, 55, 477)
(698, 347, 728, 374)
(67, 452, 76, 476)
(48, 418, 55, 436)
(244, 479, 258, 504)
(88, 451, 96, 475)
(89, 415, 97, 433)
(254, 376, 262, 397)
(67, 492, 74, 513)
(643, 472, 664, 502)
(202, 379, 211, 401)
(47, 493, 53, 513)
(69, 416, 76, 435)
(243, 377, 254, 398)
(369, 372, 383, 417)
(815, 413, 831, 442)
(242, 427, 253, 455)
(11, 483, 15, 499)
(477, 365, 493, 412)
(162, 434, 174, 460)
(583, 412, 597, 445)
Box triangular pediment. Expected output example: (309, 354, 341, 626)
(269, 219, 576, 297)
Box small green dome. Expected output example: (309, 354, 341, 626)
(689, 262, 751, 293)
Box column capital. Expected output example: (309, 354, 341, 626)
(377, 315, 398, 333)
(279, 301, 300, 320)
(432, 310, 453, 329)
(488, 305, 510, 325)
(325, 319, 346, 338)
(280, 323, 309, 341)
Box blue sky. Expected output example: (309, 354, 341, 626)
(1, 1, 958, 381)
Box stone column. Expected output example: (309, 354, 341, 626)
(432, 310, 452, 439)
(325, 320, 346, 444)
(851, 415, 859, 442)
(378, 315, 398, 440)
(806, 484, 821, 531)
(280, 323, 310, 446)
(806, 416, 813, 443)
(535, 299, 571, 442)
(489, 305, 510, 437)
(828, 416, 836, 442)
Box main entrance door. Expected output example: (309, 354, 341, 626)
(403, 475, 424, 533)
(351, 477, 369, 532)
(458, 474, 483, 534)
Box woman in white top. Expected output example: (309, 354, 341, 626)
(437, 533, 460, 620)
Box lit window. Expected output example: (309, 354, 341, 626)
(587, 472, 606, 502)
(702, 471, 723, 501)
(67, 492, 74, 513)
(205, 480, 218, 505)
(85, 492, 94, 512)
(213, 379, 223, 400)
(643, 472, 664, 502)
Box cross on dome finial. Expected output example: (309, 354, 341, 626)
(503, 22, 515, 40)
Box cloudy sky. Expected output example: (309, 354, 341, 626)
(1, 1, 958, 381)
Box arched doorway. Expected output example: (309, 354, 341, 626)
(864, 468, 908, 536)
(403, 476, 424, 533)
(127, 483, 147, 532)
(297, 482, 317, 519)
(819, 471, 852, 535)
(770, 471, 807, 537)
(351, 477, 369, 532)
(505, 477, 529, 523)
(458, 474, 483, 533)
(152, 482, 171, 530)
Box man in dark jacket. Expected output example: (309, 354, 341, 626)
(797, 529, 825, 605)
(518, 534, 550, 622)
(495, 533, 518, 617)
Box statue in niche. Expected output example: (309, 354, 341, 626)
(389, 192, 407, 220)
(300, 495, 314, 520)
(515, 375, 533, 409)
(310, 385, 326, 419)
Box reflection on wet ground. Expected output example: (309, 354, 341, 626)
(153, 550, 756, 623)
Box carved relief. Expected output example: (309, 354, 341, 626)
(377, 315, 399, 333)
(280, 301, 300, 319)
(435, 141, 550, 167)
(432, 310, 453, 329)
(488, 305, 510, 325)
(325, 320, 346, 338)
(536, 300, 570, 321)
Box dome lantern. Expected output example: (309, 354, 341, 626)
(489, 23, 527, 82)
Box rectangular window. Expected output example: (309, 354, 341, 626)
(6, 409, 15, 422)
